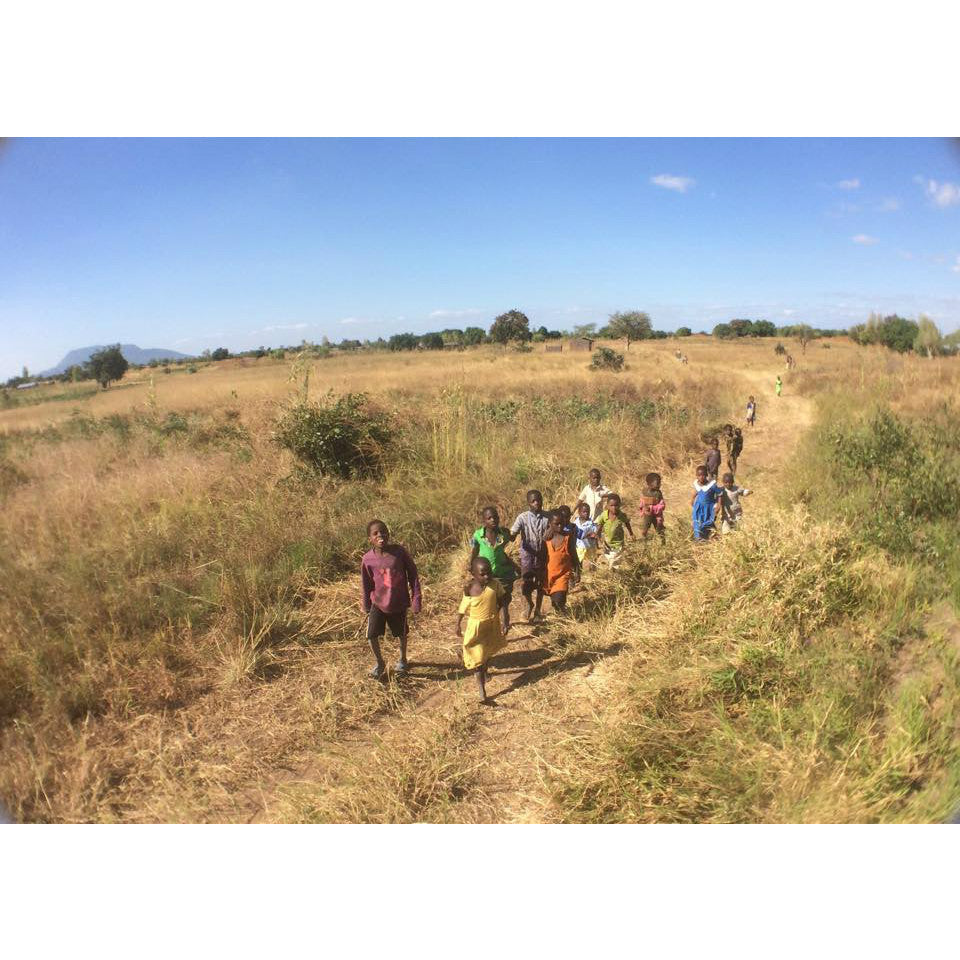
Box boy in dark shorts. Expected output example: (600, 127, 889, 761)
(361, 519, 422, 681)
(509, 489, 550, 622)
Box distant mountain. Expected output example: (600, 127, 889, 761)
(38, 344, 192, 376)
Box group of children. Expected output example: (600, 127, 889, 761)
(360, 442, 756, 702)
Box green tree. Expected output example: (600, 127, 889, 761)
(419, 332, 445, 350)
(86, 345, 129, 388)
(675, 326, 692, 337)
(571, 322, 597, 339)
(489, 309, 531, 345)
(914, 315, 943, 357)
(463, 327, 486, 346)
(795, 324, 815, 352)
(728, 319, 754, 337)
(211, 347, 230, 361)
(604, 310, 652, 349)
(712, 323, 734, 339)
(752, 320, 777, 337)
(389, 332, 419, 351)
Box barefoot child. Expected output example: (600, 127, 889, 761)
(691, 467, 719, 542)
(746, 396, 756, 427)
(705, 438, 722, 480)
(361, 519, 421, 680)
(469, 506, 519, 634)
(574, 501, 600, 569)
(544, 510, 580, 614)
(510, 489, 550, 622)
(456, 557, 507, 703)
(729, 428, 743, 475)
(638, 472, 666, 543)
(596, 493, 635, 566)
(718, 472, 752, 533)
(574, 468, 611, 520)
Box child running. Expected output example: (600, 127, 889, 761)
(691, 466, 719, 542)
(469, 506, 519, 635)
(456, 557, 508, 704)
(596, 493, 635, 566)
(574, 468, 611, 520)
(361, 519, 422, 680)
(705, 438, 722, 480)
(544, 510, 580, 614)
(718, 472, 752, 533)
(510, 489, 550, 622)
(746, 396, 757, 427)
(574, 501, 600, 569)
(775, 375, 783, 397)
(728, 427, 743, 475)
(638, 472, 666, 543)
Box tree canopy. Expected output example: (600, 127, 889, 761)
(489, 309, 531, 344)
(86, 345, 129, 388)
(602, 310, 652, 346)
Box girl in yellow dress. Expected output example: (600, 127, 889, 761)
(456, 557, 508, 703)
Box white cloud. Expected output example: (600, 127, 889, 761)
(952, 256, 960, 274)
(837, 178, 861, 190)
(339, 317, 364, 325)
(428, 308, 484, 320)
(650, 173, 695, 193)
(877, 197, 900, 212)
(261, 322, 309, 332)
(852, 234, 878, 245)
(917, 177, 960, 208)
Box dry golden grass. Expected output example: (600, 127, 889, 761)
(2, 335, 959, 822)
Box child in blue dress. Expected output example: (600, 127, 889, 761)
(690, 465, 719, 541)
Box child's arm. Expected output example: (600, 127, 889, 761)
(402, 548, 422, 614)
(623, 517, 635, 540)
(455, 612, 464, 637)
(361, 560, 374, 613)
(568, 533, 581, 581)
(468, 539, 479, 571)
(508, 516, 522, 542)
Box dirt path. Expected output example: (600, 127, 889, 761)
(249, 360, 815, 823)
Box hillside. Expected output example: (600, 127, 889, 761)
(38, 343, 190, 376)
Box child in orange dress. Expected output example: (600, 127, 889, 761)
(543, 510, 580, 614)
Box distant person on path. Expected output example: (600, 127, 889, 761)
(596, 493, 635, 566)
(775, 375, 783, 397)
(638, 472, 666, 543)
(544, 510, 579, 614)
(746, 396, 757, 426)
(510, 489, 550, 622)
(574, 468, 611, 520)
(705, 438, 722, 480)
(469, 506, 519, 635)
(456, 557, 508, 704)
(691, 466, 719, 542)
(728, 427, 744, 475)
(361, 520, 421, 680)
(718, 472, 752, 534)
(574, 501, 600, 569)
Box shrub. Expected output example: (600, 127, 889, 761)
(775, 342, 786, 355)
(590, 347, 624, 372)
(273, 392, 396, 479)
(675, 327, 692, 337)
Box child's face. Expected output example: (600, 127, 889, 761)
(483, 509, 499, 530)
(368, 523, 389, 549)
(607, 498, 620, 515)
(696, 469, 708, 483)
(548, 515, 564, 536)
(589, 471, 601, 488)
(722, 474, 734, 487)
(528, 492, 543, 512)
(473, 559, 492, 585)
(559, 506, 571, 524)
(649, 476, 661, 491)
(578, 503, 591, 521)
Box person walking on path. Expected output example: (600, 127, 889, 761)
(775, 375, 783, 397)
(456, 557, 508, 704)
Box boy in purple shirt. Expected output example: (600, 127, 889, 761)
(361, 519, 422, 681)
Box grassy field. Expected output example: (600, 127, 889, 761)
(1, 336, 958, 822)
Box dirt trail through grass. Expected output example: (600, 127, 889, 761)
(244, 358, 814, 823)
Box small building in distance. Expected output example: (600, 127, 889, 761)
(544, 343, 563, 353)
(568, 337, 594, 352)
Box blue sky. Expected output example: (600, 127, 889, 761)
(2, 137, 959, 379)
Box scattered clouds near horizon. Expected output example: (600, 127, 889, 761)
(650, 173, 695, 193)
(952, 256, 960, 274)
(915, 176, 960, 208)
(427, 308, 485, 320)
(852, 234, 879, 245)
(338, 317, 365, 325)
(837, 178, 861, 190)
(260, 322, 310, 332)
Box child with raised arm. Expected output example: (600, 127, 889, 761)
(574, 468, 611, 520)
(510, 489, 550, 622)
(718, 472, 752, 534)
(638, 472, 666, 543)
(469, 506, 519, 635)
(596, 493, 635, 567)
(361, 519, 421, 680)
(544, 510, 580, 614)
(691, 466, 719, 542)
(456, 557, 507, 704)
(574, 501, 600, 569)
